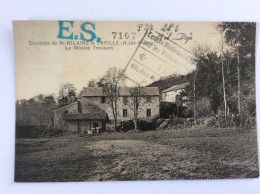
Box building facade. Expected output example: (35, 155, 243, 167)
(161, 83, 188, 106)
(54, 87, 160, 133)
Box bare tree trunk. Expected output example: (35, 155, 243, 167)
(193, 74, 197, 125)
(221, 55, 227, 120)
(130, 86, 142, 131)
(114, 102, 118, 132)
(133, 97, 139, 131)
(237, 49, 241, 115)
(134, 109, 137, 131)
(134, 118, 138, 131)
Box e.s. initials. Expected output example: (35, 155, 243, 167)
(57, 21, 101, 42)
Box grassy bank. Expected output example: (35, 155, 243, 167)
(15, 127, 259, 182)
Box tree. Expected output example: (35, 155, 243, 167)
(217, 22, 256, 116)
(20, 99, 28, 105)
(88, 79, 99, 87)
(219, 31, 228, 120)
(35, 94, 44, 103)
(190, 45, 210, 124)
(87, 78, 106, 87)
(99, 67, 126, 131)
(28, 98, 36, 104)
(185, 48, 227, 118)
(44, 95, 55, 104)
(58, 83, 77, 107)
(130, 86, 143, 131)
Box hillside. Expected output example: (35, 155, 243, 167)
(147, 72, 194, 92)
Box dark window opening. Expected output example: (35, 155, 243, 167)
(78, 101, 82, 113)
(101, 96, 106, 103)
(123, 109, 128, 117)
(146, 96, 152, 102)
(123, 96, 128, 105)
(93, 123, 99, 128)
(147, 109, 151, 117)
(64, 110, 68, 115)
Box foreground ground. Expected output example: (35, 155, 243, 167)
(15, 127, 259, 182)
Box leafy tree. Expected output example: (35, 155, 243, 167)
(44, 95, 55, 104)
(217, 22, 256, 116)
(28, 98, 36, 104)
(20, 99, 28, 105)
(185, 49, 231, 118)
(58, 83, 77, 107)
(88, 79, 99, 87)
(35, 94, 45, 103)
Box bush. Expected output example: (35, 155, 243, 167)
(206, 115, 256, 129)
(16, 125, 65, 138)
(139, 119, 158, 131)
(195, 97, 212, 117)
(16, 125, 46, 138)
(157, 118, 193, 130)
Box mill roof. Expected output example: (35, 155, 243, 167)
(78, 87, 159, 98)
(162, 83, 189, 93)
(65, 113, 107, 120)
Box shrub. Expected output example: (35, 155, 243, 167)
(16, 125, 65, 138)
(195, 97, 212, 117)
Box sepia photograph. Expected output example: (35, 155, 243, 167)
(13, 21, 259, 182)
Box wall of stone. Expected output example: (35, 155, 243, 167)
(80, 96, 160, 122)
(118, 96, 160, 121)
(54, 94, 160, 132)
(64, 120, 104, 133)
(53, 102, 78, 129)
(66, 120, 78, 133)
(79, 120, 103, 133)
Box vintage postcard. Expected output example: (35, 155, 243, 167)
(13, 21, 259, 182)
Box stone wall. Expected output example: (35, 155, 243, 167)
(54, 94, 160, 132)
(53, 102, 78, 129)
(59, 120, 104, 133)
(66, 120, 78, 133)
(80, 95, 160, 121)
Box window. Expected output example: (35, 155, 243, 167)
(123, 96, 128, 105)
(147, 109, 151, 117)
(64, 110, 68, 115)
(101, 96, 106, 103)
(146, 96, 152, 102)
(78, 101, 82, 113)
(93, 123, 99, 128)
(123, 109, 128, 117)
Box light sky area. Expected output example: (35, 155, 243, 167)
(14, 21, 221, 100)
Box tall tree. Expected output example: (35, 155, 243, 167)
(220, 32, 228, 120)
(100, 67, 126, 131)
(185, 50, 224, 117)
(190, 45, 210, 124)
(130, 86, 143, 131)
(217, 22, 256, 116)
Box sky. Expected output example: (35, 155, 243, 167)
(13, 21, 222, 100)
